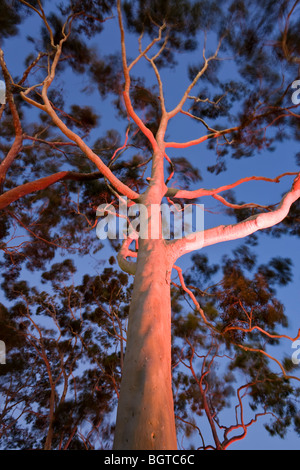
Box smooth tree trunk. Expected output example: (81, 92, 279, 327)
(113, 237, 177, 450)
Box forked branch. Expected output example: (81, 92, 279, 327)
(166, 171, 299, 200)
(168, 173, 300, 258)
(167, 32, 225, 119)
(117, 0, 159, 152)
(19, 7, 140, 202)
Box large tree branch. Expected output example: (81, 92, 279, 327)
(117, 0, 159, 152)
(170, 173, 300, 258)
(121, 91, 159, 152)
(0, 170, 105, 210)
(19, 15, 139, 202)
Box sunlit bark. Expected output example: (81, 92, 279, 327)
(172, 173, 300, 258)
(113, 238, 177, 450)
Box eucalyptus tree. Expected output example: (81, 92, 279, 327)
(0, 0, 300, 450)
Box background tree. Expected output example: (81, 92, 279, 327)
(0, 255, 132, 449)
(0, 0, 300, 450)
(171, 247, 300, 449)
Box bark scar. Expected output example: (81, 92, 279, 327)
(165, 269, 171, 285)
